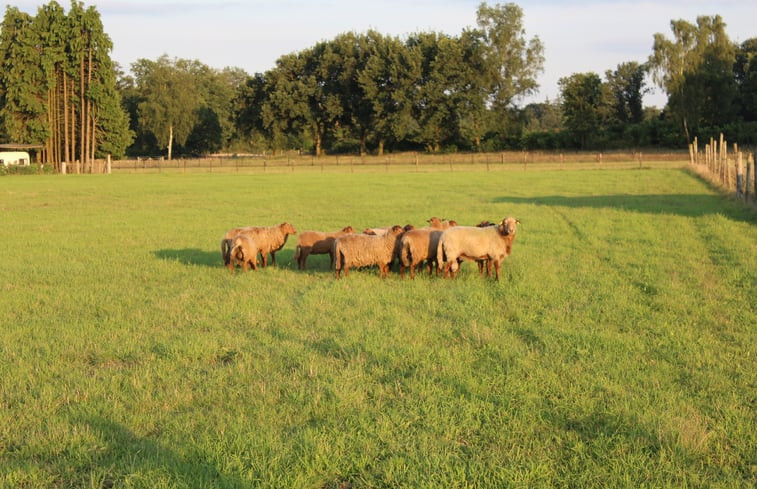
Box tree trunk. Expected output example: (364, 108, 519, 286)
(63, 71, 70, 166)
(79, 55, 85, 167)
(86, 47, 94, 171)
(377, 139, 385, 157)
(168, 125, 173, 160)
(70, 80, 76, 164)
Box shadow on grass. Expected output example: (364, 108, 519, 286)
(153, 248, 220, 268)
(493, 193, 756, 222)
(68, 414, 249, 488)
(153, 248, 300, 270)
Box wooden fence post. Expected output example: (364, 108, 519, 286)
(744, 155, 751, 203)
(736, 152, 744, 199)
(753, 153, 757, 203)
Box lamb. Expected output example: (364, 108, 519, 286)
(293, 226, 355, 270)
(333, 225, 404, 279)
(437, 217, 520, 280)
(399, 218, 458, 279)
(227, 234, 259, 273)
(222, 222, 297, 268)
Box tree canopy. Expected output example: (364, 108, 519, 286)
(1, 2, 755, 166)
(0, 1, 132, 168)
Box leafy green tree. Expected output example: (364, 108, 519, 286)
(649, 15, 737, 141)
(605, 61, 648, 124)
(132, 55, 200, 160)
(0, 6, 48, 147)
(0, 2, 131, 169)
(406, 32, 461, 152)
(559, 72, 604, 149)
(474, 2, 544, 111)
(355, 31, 419, 155)
(234, 72, 272, 153)
(734, 38, 757, 122)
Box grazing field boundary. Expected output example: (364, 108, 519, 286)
(688, 134, 756, 205)
(107, 150, 689, 174)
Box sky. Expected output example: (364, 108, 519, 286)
(9, 0, 757, 108)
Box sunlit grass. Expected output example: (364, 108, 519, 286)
(0, 168, 755, 488)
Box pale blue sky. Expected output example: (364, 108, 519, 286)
(9, 1, 757, 107)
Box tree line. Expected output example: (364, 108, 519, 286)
(1, 2, 755, 166)
(0, 1, 130, 170)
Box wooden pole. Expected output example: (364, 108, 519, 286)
(745, 156, 751, 203)
(752, 153, 757, 199)
(736, 152, 744, 199)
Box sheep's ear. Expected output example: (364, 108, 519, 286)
(515, 219, 521, 224)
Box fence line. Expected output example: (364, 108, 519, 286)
(107, 150, 688, 175)
(689, 134, 756, 205)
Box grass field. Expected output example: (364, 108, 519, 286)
(1, 166, 755, 488)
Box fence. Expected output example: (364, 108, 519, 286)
(688, 135, 756, 205)
(107, 150, 689, 175)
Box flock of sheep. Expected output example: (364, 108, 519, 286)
(221, 216, 520, 280)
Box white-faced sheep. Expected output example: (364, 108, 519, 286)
(294, 226, 355, 270)
(333, 225, 404, 279)
(227, 234, 259, 273)
(222, 222, 296, 268)
(437, 217, 520, 280)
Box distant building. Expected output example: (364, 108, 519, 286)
(0, 151, 31, 166)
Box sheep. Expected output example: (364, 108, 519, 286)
(227, 234, 259, 273)
(222, 222, 297, 268)
(398, 218, 458, 279)
(437, 217, 520, 280)
(333, 225, 404, 279)
(293, 226, 355, 270)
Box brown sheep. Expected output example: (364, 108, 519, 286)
(437, 217, 520, 280)
(334, 225, 404, 279)
(227, 234, 259, 273)
(294, 226, 355, 269)
(398, 218, 458, 279)
(222, 222, 296, 268)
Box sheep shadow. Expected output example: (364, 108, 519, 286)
(67, 414, 249, 488)
(153, 248, 220, 268)
(493, 193, 756, 222)
(154, 248, 301, 270)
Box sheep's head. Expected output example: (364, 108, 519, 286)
(499, 217, 520, 236)
(389, 225, 404, 235)
(341, 226, 355, 234)
(427, 216, 442, 228)
(403, 224, 415, 232)
(281, 222, 297, 235)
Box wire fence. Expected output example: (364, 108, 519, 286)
(688, 135, 756, 205)
(106, 150, 689, 175)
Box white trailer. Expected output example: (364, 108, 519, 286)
(0, 151, 31, 166)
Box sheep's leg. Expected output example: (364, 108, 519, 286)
(270, 252, 277, 267)
(493, 260, 501, 281)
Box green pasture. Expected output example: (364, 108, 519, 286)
(0, 166, 755, 488)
